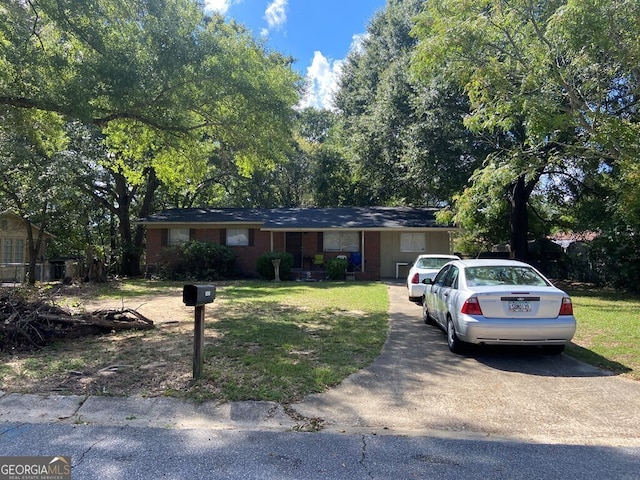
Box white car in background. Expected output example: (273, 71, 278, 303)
(422, 259, 576, 354)
(406, 254, 460, 302)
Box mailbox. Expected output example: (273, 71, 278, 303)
(183, 284, 216, 306)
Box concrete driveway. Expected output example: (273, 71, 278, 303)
(293, 282, 640, 446)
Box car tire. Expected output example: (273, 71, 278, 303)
(422, 297, 434, 325)
(447, 317, 465, 354)
(543, 345, 565, 355)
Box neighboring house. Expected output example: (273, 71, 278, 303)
(0, 210, 51, 282)
(138, 207, 458, 280)
(548, 231, 598, 251)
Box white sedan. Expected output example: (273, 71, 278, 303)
(406, 254, 460, 302)
(422, 259, 576, 354)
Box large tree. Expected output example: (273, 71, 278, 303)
(412, 0, 640, 259)
(1, 0, 300, 275)
(0, 109, 77, 283)
(334, 0, 485, 207)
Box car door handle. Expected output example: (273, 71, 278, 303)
(443, 293, 449, 297)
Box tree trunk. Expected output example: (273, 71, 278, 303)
(135, 167, 160, 269)
(25, 220, 37, 285)
(113, 171, 139, 277)
(509, 170, 544, 262)
(23, 209, 47, 285)
(113, 166, 160, 277)
(510, 176, 529, 262)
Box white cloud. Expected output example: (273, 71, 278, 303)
(349, 33, 368, 55)
(298, 51, 343, 111)
(298, 34, 366, 111)
(264, 0, 287, 30)
(203, 0, 242, 14)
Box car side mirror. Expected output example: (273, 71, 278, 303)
(421, 278, 433, 285)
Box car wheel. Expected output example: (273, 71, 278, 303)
(543, 345, 565, 355)
(446, 317, 465, 354)
(422, 297, 434, 325)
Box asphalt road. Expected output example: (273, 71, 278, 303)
(1, 423, 638, 479)
(1, 281, 639, 479)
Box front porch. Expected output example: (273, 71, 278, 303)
(287, 268, 368, 282)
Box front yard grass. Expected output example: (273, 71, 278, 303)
(564, 285, 640, 381)
(1, 280, 389, 403)
(196, 281, 389, 402)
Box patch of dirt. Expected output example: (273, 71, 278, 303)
(0, 283, 221, 399)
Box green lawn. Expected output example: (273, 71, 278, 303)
(196, 281, 389, 402)
(565, 285, 640, 381)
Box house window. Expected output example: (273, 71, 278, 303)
(2, 239, 10, 263)
(168, 228, 190, 246)
(323, 231, 359, 252)
(2, 238, 24, 263)
(14, 239, 24, 263)
(400, 233, 426, 253)
(226, 228, 249, 246)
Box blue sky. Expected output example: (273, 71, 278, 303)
(203, 0, 388, 109)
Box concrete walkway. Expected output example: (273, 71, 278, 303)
(1, 282, 639, 447)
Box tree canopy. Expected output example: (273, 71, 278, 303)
(333, 0, 485, 207)
(2, 0, 639, 287)
(412, 0, 640, 259)
(0, 0, 301, 275)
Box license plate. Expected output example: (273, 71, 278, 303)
(509, 301, 531, 313)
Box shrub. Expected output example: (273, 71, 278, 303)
(156, 241, 235, 280)
(156, 246, 187, 280)
(256, 252, 294, 280)
(588, 232, 640, 291)
(326, 257, 348, 280)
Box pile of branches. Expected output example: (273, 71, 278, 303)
(1, 292, 154, 352)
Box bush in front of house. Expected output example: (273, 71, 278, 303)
(157, 241, 235, 280)
(326, 257, 348, 280)
(587, 232, 640, 291)
(156, 246, 187, 279)
(256, 252, 294, 280)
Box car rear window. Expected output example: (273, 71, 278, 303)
(465, 266, 549, 287)
(417, 258, 452, 269)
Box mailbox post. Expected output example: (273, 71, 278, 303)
(182, 284, 216, 379)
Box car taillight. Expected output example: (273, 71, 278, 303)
(461, 297, 483, 315)
(559, 297, 573, 315)
(411, 273, 420, 284)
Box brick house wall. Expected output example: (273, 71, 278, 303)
(146, 226, 287, 278)
(139, 207, 455, 281)
(145, 228, 164, 265)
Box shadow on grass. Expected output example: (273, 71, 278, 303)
(559, 281, 640, 302)
(565, 342, 633, 376)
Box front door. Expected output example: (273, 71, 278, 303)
(286, 232, 303, 269)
